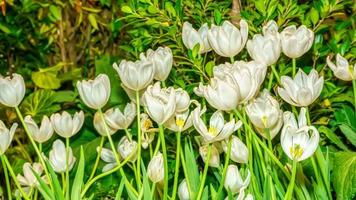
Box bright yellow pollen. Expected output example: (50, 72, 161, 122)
(290, 144, 304, 160)
(176, 118, 185, 128)
(143, 119, 153, 130)
(208, 127, 218, 136)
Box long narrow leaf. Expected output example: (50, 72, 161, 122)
(71, 146, 85, 200)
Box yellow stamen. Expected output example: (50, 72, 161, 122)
(261, 115, 268, 127)
(176, 118, 185, 128)
(290, 144, 304, 160)
(208, 127, 218, 136)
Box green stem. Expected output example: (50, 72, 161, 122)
(353, 80, 356, 113)
(271, 64, 280, 83)
(98, 108, 138, 197)
(135, 90, 142, 188)
(217, 137, 232, 196)
(14, 107, 52, 190)
(268, 70, 274, 91)
(292, 58, 296, 77)
(124, 129, 132, 141)
(171, 131, 181, 200)
(284, 161, 297, 200)
(158, 125, 168, 200)
(1, 155, 12, 200)
(88, 136, 105, 181)
(1, 155, 30, 200)
(230, 56, 234, 63)
(65, 138, 70, 200)
(196, 144, 211, 200)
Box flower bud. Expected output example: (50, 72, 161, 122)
(0, 120, 17, 155)
(0, 73, 25, 107)
(224, 165, 250, 194)
(117, 136, 137, 162)
(222, 136, 248, 163)
(199, 144, 220, 168)
(49, 140, 76, 173)
(178, 179, 190, 200)
(147, 152, 164, 183)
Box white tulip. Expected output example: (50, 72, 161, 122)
(199, 144, 220, 168)
(182, 22, 211, 53)
(104, 102, 136, 130)
(246, 90, 283, 139)
(142, 82, 176, 124)
(222, 136, 248, 163)
(247, 21, 281, 66)
(140, 114, 156, 149)
(49, 139, 76, 173)
(50, 111, 84, 138)
(113, 58, 154, 91)
(193, 106, 242, 143)
(326, 54, 356, 81)
(262, 20, 279, 36)
(0, 120, 17, 155)
(178, 179, 190, 200)
(17, 162, 45, 187)
(117, 136, 137, 162)
(278, 69, 323, 107)
(76, 74, 111, 109)
(98, 147, 117, 172)
(147, 152, 164, 183)
(224, 165, 250, 194)
(213, 61, 267, 104)
(24, 115, 54, 143)
(140, 47, 173, 81)
(194, 77, 240, 111)
(281, 25, 314, 58)
(281, 108, 319, 161)
(0, 73, 25, 107)
(175, 88, 190, 112)
(93, 111, 117, 136)
(207, 20, 248, 57)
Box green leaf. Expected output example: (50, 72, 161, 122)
(32, 71, 61, 89)
(71, 147, 85, 200)
(88, 14, 98, 30)
(332, 151, 356, 200)
(310, 8, 319, 25)
(147, 5, 159, 14)
(121, 5, 133, 13)
(339, 124, 356, 147)
(0, 23, 11, 34)
(44, 159, 65, 200)
(49, 5, 62, 21)
(318, 126, 349, 151)
(184, 140, 200, 199)
(214, 9, 222, 25)
(205, 61, 215, 77)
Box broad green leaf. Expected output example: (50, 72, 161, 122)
(49, 5, 62, 21)
(32, 71, 61, 89)
(184, 140, 200, 199)
(31, 168, 55, 200)
(318, 126, 349, 151)
(339, 124, 356, 147)
(45, 159, 65, 200)
(332, 151, 356, 200)
(205, 61, 215, 77)
(121, 5, 133, 13)
(71, 147, 85, 200)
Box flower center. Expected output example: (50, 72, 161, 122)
(176, 118, 185, 128)
(143, 119, 153, 131)
(290, 144, 304, 160)
(261, 115, 268, 127)
(208, 127, 218, 136)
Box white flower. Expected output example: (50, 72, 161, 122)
(199, 144, 220, 168)
(140, 47, 173, 81)
(50, 111, 85, 138)
(193, 106, 242, 143)
(98, 147, 117, 172)
(224, 165, 250, 194)
(281, 108, 319, 161)
(117, 136, 137, 162)
(93, 111, 117, 136)
(147, 152, 164, 183)
(278, 69, 323, 107)
(247, 21, 281, 66)
(182, 22, 211, 53)
(121, 84, 146, 105)
(178, 179, 190, 200)
(213, 61, 267, 104)
(76, 74, 111, 109)
(49, 139, 76, 173)
(222, 136, 248, 163)
(0, 120, 17, 155)
(113, 58, 154, 91)
(281, 25, 314, 58)
(194, 77, 240, 111)
(24, 115, 54, 143)
(140, 114, 156, 149)
(17, 162, 45, 187)
(142, 82, 176, 124)
(0, 73, 26, 107)
(326, 54, 356, 81)
(246, 90, 283, 139)
(175, 88, 190, 112)
(104, 102, 136, 130)
(165, 101, 205, 132)
(207, 20, 248, 57)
